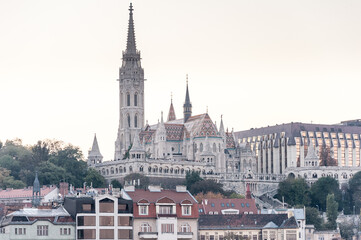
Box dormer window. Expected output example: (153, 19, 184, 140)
(182, 205, 191, 215)
(139, 205, 148, 215)
(159, 206, 172, 214)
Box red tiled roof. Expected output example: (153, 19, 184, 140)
(0, 186, 57, 199)
(199, 198, 257, 215)
(127, 189, 197, 204)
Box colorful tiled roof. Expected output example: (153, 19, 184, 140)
(165, 124, 184, 141)
(199, 198, 257, 215)
(226, 132, 236, 149)
(0, 186, 57, 199)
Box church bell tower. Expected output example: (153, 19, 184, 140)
(115, 3, 145, 160)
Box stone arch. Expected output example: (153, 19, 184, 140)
(106, 169, 109, 175)
(139, 166, 144, 172)
(312, 172, 317, 178)
(288, 172, 295, 179)
(110, 167, 114, 174)
(129, 166, 133, 172)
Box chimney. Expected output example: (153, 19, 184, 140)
(176, 185, 187, 192)
(148, 185, 161, 192)
(59, 182, 69, 197)
(124, 185, 135, 192)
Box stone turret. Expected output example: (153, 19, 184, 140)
(88, 134, 103, 167)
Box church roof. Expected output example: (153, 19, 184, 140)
(89, 134, 102, 157)
(226, 132, 236, 149)
(167, 101, 176, 122)
(141, 113, 220, 142)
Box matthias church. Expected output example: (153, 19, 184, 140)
(88, 4, 361, 196)
(87, 3, 257, 195)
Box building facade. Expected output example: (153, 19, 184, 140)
(0, 206, 75, 240)
(124, 185, 198, 240)
(235, 122, 361, 188)
(198, 214, 299, 240)
(63, 192, 133, 240)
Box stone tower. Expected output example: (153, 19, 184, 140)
(183, 76, 192, 123)
(88, 134, 103, 166)
(115, 3, 145, 160)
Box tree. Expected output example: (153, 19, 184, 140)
(111, 179, 123, 189)
(306, 207, 323, 230)
(0, 167, 25, 189)
(325, 194, 338, 230)
(347, 171, 361, 214)
(310, 177, 342, 211)
(228, 192, 245, 199)
(319, 144, 337, 166)
(194, 192, 224, 202)
(185, 171, 203, 190)
(84, 168, 106, 188)
(189, 179, 224, 195)
(276, 177, 310, 206)
(124, 173, 149, 189)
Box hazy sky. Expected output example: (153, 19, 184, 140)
(1, 0, 361, 161)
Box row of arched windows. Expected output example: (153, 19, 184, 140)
(126, 114, 139, 128)
(100, 166, 215, 176)
(126, 93, 139, 107)
(194, 143, 221, 153)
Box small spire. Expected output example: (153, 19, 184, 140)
(161, 111, 164, 123)
(206, 106, 208, 114)
(219, 115, 225, 134)
(183, 74, 192, 123)
(167, 94, 176, 122)
(126, 2, 137, 54)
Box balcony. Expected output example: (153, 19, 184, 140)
(177, 232, 193, 239)
(138, 232, 158, 239)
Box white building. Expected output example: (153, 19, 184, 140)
(0, 206, 75, 240)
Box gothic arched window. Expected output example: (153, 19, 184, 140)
(135, 115, 138, 128)
(127, 93, 130, 106)
(127, 114, 131, 127)
(200, 143, 203, 152)
(213, 143, 217, 152)
(134, 93, 138, 106)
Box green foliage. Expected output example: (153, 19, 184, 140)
(0, 167, 26, 189)
(0, 138, 90, 189)
(305, 207, 323, 230)
(325, 194, 338, 230)
(228, 192, 245, 199)
(111, 179, 123, 189)
(124, 173, 149, 189)
(276, 177, 310, 206)
(189, 179, 224, 195)
(339, 220, 356, 240)
(348, 171, 361, 214)
(185, 171, 203, 190)
(84, 168, 106, 188)
(310, 177, 342, 211)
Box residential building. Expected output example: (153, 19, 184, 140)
(63, 191, 133, 240)
(0, 206, 75, 240)
(124, 185, 198, 240)
(198, 214, 299, 240)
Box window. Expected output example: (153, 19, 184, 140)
(82, 203, 92, 211)
(140, 223, 151, 232)
(182, 205, 191, 215)
(231, 203, 235, 207)
(127, 93, 130, 106)
(159, 206, 172, 214)
(221, 203, 225, 207)
(99, 199, 114, 213)
(100, 216, 114, 226)
(37, 225, 48, 236)
(60, 228, 71, 235)
(161, 224, 174, 233)
(211, 203, 215, 207)
(135, 115, 138, 128)
(0, 228, 5, 234)
(15, 228, 26, 235)
(134, 93, 138, 106)
(139, 205, 148, 215)
(180, 224, 191, 232)
(127, 114, 131, 127)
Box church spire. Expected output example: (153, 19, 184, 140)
(126, 3, 137, 54)
(90, 134, 102, 156)
(183, 75, 192, 123)
(167, 93, 176, 122)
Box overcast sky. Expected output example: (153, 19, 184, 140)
(1, 0, 361, 160)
